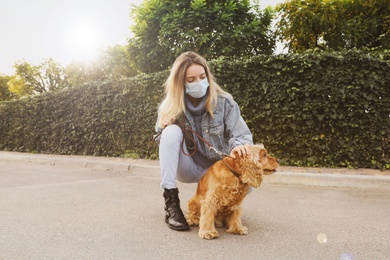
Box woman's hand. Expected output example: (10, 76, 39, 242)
(161, 116, 172, 129)
(230, 144, 250, 158)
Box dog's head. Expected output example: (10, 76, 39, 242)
(237, 144, 278, 188)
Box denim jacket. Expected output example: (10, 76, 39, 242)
(155, 94, 253, 161)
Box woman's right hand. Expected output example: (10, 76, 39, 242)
(161, 116, 171, 129)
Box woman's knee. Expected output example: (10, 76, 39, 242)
(160, 124, 183, 145)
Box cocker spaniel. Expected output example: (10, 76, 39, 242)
(186, 144, 278, 239)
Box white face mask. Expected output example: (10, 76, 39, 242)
(185, 78, 209, 98)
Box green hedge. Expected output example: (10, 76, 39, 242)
(0, 50, 389, 169)
(212, 50, 389, 169)
(0, 73, 167, 159)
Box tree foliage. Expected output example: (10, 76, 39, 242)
(0, 75, 13, 101)
(2, 45, 137, 99)
(65, 45, 138, 88)
(276, 0, 390, 53)
(128, 0, 275, 73)
(8, 58, 67, 96)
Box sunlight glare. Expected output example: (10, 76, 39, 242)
(68, 21, 101, 62)
(340, 253, 354, 260)
(316, 233, 327, 243)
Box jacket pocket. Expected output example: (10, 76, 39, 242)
(208, 123, 224, 151)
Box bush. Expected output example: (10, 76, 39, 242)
(0, 72, 167, 159)
(212, 50, 389, 169)
(0, 50, 388, 169)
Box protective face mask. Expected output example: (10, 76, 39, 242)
(185, 78, 209, 98)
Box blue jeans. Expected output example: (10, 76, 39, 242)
(159, 124, 208, 189)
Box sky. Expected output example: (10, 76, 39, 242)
(0, 0, 284, 75)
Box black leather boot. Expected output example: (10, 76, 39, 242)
(163, 188, 190, 231)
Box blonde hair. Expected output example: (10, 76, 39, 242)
(157, 51, 231, 128)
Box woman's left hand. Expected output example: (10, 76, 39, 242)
(230, 144, 250, 158)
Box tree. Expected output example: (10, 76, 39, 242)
(7, 75, 33, 98)
(65, 45, 138, 88)
(97, 45, 138, 79)
(9, 58, 67, 95)
(0, 75, 13, 101)
(341, 0, 390, 50)
(275, 0, 390, 53)
(128, 0, 275, 73)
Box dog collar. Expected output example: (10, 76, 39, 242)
(222, 156, 241, 180)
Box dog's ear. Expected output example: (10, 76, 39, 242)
(259, 149, 266, 158)
(240, 158, 263, 188)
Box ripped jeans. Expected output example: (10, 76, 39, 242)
(159, 124, 208, 189)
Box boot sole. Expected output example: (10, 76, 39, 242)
(168, 225, 190, 231)
(165, 219, 190, 231)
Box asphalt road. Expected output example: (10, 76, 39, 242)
(1, 160, 389, 260)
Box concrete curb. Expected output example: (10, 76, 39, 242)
(265, 171, 390, 190)
(1, 151, 389, 190)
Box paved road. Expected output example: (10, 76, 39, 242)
(1, 158, 389, 260)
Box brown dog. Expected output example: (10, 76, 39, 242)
(186, 144, 278, 239)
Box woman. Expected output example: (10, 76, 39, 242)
(155, 51, 253, 231)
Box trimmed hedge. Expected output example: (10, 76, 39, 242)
(0, 50, 389, 169)
(212, 50, 389, 169)
(0, 73, 167, 160)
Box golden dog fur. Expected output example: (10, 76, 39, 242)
(186, 144, 278, 239)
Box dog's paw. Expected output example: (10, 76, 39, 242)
(226, 226, 248, 235)
(187, 218, 199, 226)
(186, 211, 200, 226)
(199, 230, 219, 240)
(215, 220, 224, 228)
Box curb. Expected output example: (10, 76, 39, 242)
(265, 171, 390, 190)
(1, 151, 389, 190)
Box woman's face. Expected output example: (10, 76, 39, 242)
(185, 64, 206, 84)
